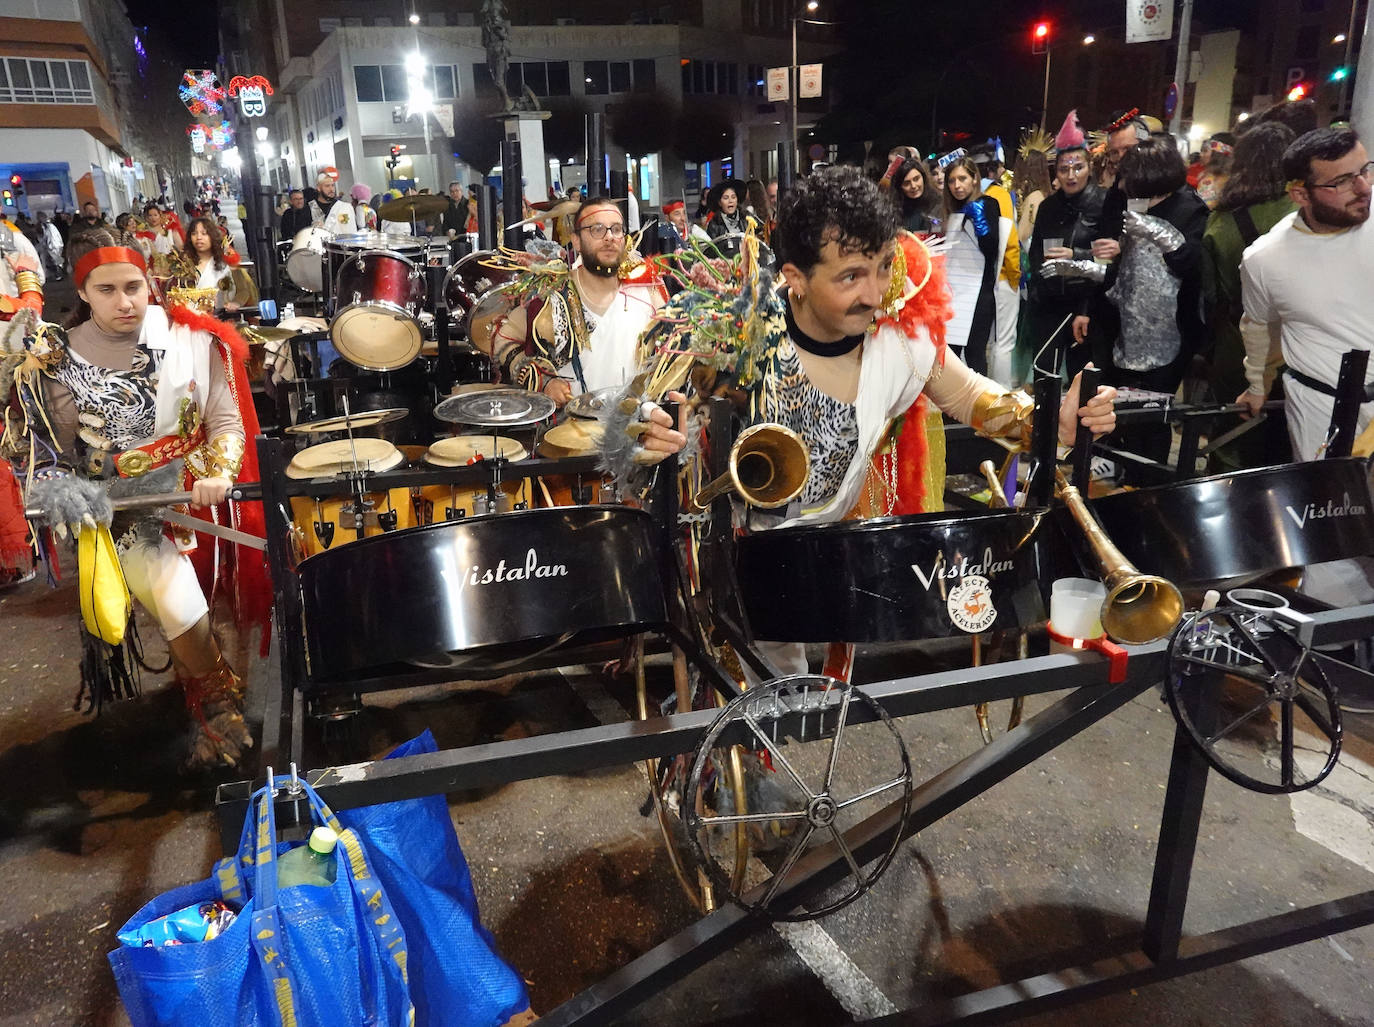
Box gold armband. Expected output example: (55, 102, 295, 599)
(14, 269, 43, 297)
(186, 432, 246, 481)
(971, 387, 1036, 447)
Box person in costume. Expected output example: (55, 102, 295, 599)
(309, 169, 354, 236)
(7, 228, 266, 769)
(181, 216, 240, 314)
(488, 196, 666, 408)
(349, 183, 379, 232)
(617, 165, 1116, 672)
(2, 214, 45, 289)
(138, 202, 184, 257)
(1028, 111, 1108, 379)
(939, 154, 1006, 376)
(704, 181, 760, 243)
(892, 157, 941, 236)
(0, 233, 45, 587)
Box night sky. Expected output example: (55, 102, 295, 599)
(124, 0, 220, 66)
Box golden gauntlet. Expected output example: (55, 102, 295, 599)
(185, 432, 246, 482)
(971, 387, 1036, 448)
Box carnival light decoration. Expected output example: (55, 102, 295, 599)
(179, 69, 225, 118)
(227, 75, 274, 118)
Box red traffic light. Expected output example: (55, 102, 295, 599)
(1034, 22, 1050, 38)
(8, 173, 20, 187)
(1287, 82, 1309, 101)
(1032, 21, 1051, 54)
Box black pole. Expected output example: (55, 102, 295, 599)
(1071, 366, 1100, 490)
(1326, 349, 1369, 459)
(1027, 372, 1061, 508)
(776, 141, 794, 194)
(585, 113, 606, 195)
(501, 135, 523, 250)
(476, 184, 499, 251)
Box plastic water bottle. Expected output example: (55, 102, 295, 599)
(281, 301, 295, 322)
(276, 826, 338, 888)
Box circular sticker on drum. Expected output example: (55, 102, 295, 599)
(947, 575, 997, 634)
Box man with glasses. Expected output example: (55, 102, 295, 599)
(490, 196, 664, 407)
(1238, 127, 1374, 611)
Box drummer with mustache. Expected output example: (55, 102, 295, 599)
(490, 197, 665, 408)
(630, 166, 1117, 671)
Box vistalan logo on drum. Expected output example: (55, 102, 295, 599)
(456, 548, 569, 590)
(1284, 493, 1367, 530)
(910, 549, 1015, 591)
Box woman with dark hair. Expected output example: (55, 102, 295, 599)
(940, 155, 1006, 373)
(1099, 136, 1209, 455)
(1200, 121, 1296, 468)
(1013, 149, 1053, 243)
(183, 216, 237, 312)
(12, 226, 260, 768)
(894, 158, 940, 234)
(704, 180, 759, 241)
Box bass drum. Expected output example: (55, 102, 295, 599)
(285, 226, 329, 292)
(320, 363, 437, 446)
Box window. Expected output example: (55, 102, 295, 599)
(682, 59, 739, 95)
(354, 65, 382, 102)
(547, 61, 570, 96)
(0, 57, 95, 103)
(429, 64, 457, 100)
(474, 63, 497, 99)
(380, 64, 407, 101)
(585, 60, 610, 94)
(521, 62, 547, 97)
(610, 61, 631, 93)
(746, 63, 765, 97)
(633, 59, 655, 92)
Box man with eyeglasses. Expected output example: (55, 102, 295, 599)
(490, 196, 664, 407)
(1238, 126, 1374, 611)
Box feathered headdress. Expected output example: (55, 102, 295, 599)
(1019, 125, 1056, 161)
(1054, 110, 1086, 152)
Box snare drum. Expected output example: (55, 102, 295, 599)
(416, 435, 529, 522)
(285, 438, 415, 558)
(285, 226, 330, 291)
(536, 420, 619, 507)
(331, 249, 427, 371)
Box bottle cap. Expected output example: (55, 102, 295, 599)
(308, 826, 339, 855)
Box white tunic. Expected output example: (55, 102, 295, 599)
(554, 281, 660, 395)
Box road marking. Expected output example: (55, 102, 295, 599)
(564, 665, 897, 1018)
(1288, 727, 1374, 874)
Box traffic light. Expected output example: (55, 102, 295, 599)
(1331, 66, 1349, 82)
(8, 173, 22, 196)
(1287, 82, 1310, 101)
(2, 189, 12, 206)
(390, 145, 401, 159)
(1032, 21, 1051, 55)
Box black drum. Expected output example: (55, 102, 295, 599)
(735, 507, 1066, 643)
(1087, 458, 1374, 586)
(300, 506, 667, 677)
(441, 252, 518, 348)
(320, 363, 437, 445)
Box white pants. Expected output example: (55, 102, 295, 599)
(987, 277, 1021, 388)
(119, 532, 208, 641)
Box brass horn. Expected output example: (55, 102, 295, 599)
(1054, 470, 1184, 645)
(690, 423, 810, 511)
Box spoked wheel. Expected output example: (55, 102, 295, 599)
(636, 639, 750, 913)
(1164, 606, 1342, 793)
(683, 674, 913, 922)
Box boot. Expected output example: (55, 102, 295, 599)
(182, 656, 254, 770)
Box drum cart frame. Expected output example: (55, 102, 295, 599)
(215, 379, 1374, 1023)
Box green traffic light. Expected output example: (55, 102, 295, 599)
(1331, 67, 1348, 82)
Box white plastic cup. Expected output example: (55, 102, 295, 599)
(1050, 578, 1107, 640)
(1042, 237, 1063, 253)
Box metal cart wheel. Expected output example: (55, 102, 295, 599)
(1165, 606, 1342, 794)
(684, 674, 913, 921)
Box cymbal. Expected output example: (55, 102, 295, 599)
(241, 324, 298, 344)
(433, 388, 556, 427)
(563, 386, 620, 420)
(530, 198, 580, 219)
(538, 419, 603, 458)
(284, 407, 410, 434)
(424, 434, 528, 466)
(285, 437, 403, 478)
(378, 194, 449, 221)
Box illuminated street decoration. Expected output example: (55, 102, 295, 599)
(188, 125, 207, 153)
(178, 69, 225, 118)
(227, 75, 274, 118)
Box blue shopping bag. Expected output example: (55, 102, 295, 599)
(336, 732, 530, 1027)
(110, 780, 416, 1027)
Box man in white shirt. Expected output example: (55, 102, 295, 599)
(309, 169, 356, 236)
(1239, 126, 1374, 606)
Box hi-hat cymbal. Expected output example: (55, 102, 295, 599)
(285, 407, 410, 434)
(563, 386, 620, 420)
(433, 388, 556, 426)
(378, 194, 450, 221)
(285, 437, 402, 478)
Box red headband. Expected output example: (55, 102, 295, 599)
(574, 205, 622, 229)
(74, 246, 148, 288)
(662, 201, 685, 214)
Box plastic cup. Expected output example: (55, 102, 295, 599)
(1042, 237, 1063, 253)
(1049, 577, 1107, 640)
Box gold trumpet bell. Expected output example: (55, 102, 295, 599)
(691, 423, 810, 511)
(1054, 470, 1184, 646)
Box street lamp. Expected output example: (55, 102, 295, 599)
(791, 3, 836, 171)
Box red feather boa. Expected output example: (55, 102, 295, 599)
(872, 234, 955, 516)
(166, 302, 273, 653)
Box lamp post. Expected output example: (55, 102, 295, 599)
(790, 1, 827, 171)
